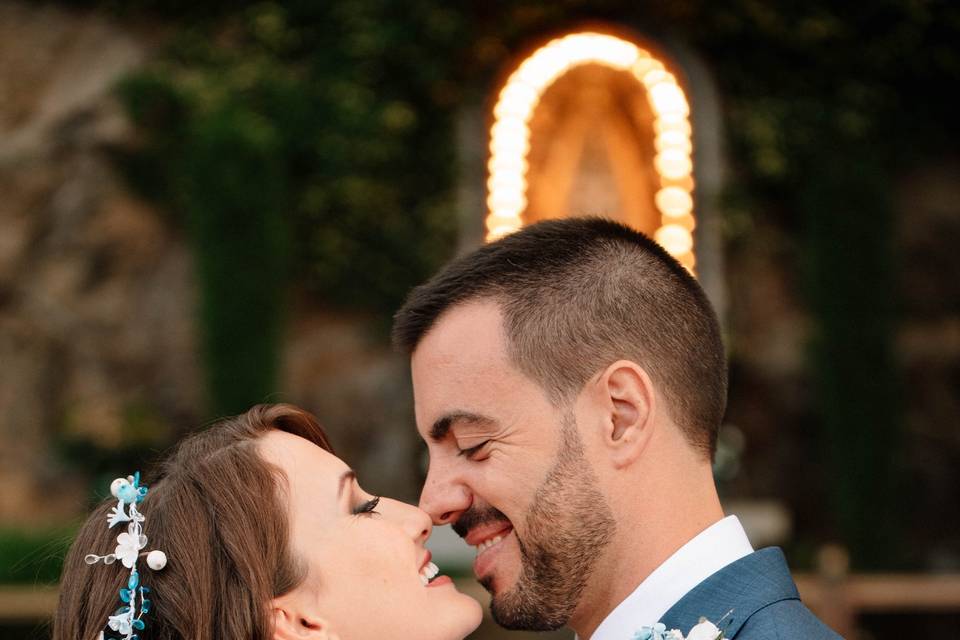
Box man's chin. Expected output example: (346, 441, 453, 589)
(477, 565, 513, 596)
(486, 580, 570, 632)
(478, 573, 496, 595)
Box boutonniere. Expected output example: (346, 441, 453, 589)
(633, 610, 733, 640)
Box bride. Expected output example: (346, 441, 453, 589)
(53, 403, 483, 640)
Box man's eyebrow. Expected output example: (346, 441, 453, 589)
(429, 411, 496, 442)
(337, 470, 356, 499)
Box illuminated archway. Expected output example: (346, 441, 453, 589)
(486, 32, 696, 271)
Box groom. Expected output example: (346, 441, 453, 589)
(392, 218, 841, 639)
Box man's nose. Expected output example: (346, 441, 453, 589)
(419, 460, 471, 526)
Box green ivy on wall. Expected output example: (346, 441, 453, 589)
(115, 2, 464, 415)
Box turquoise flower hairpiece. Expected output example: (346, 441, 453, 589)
(85, 472, 167, 640)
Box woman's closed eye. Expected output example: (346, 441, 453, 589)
(352, 496, 381, 516)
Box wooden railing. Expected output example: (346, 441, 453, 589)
(0, 584, 58, 622)
(795, 545, 960, 638)
(3, 550, 960, 639)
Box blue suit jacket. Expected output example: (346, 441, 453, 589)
(658, 548, 843, 639)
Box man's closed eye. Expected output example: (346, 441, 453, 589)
(458, 440, 491, 459)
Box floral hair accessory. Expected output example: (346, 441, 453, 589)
(84, 472, 167, 640)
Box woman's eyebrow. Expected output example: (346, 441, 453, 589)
(337, 470, 356, 498)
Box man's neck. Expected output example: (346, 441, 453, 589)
(570, 490, 725, 638)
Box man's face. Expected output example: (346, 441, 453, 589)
(412, 299, 615, 630)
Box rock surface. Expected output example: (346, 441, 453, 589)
(0, 1, 422, 524)
(0, 2, 199, 524)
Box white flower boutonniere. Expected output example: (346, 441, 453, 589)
(632, 612, 731, 640)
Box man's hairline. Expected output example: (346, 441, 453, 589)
(407, 295, 716, 461)
(406, 293, 505, 357)
(411, 294, 638, 421)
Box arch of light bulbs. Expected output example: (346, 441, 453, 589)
(486, 32, 697, 271)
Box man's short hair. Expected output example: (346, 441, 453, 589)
(392, 217, 727, 457)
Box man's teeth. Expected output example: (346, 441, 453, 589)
(419, 561, 439, 586)
(475, 535, 503, 554)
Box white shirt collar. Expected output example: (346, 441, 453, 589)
(586, 515, 754, 640)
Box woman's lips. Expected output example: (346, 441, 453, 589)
(418, 550, 433, 572)
(426, 574, 453, 588)
(418, 550, 441, 586)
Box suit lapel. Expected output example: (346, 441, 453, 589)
(658, 547, 800, 638)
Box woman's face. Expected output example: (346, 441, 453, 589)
(260, 430, 482, 640)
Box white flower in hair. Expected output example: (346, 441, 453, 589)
(115, 531, 146, 569)
(107, 612, 133, 634)
(107, 503, 131, 528)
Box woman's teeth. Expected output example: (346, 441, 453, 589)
(476, 535, 503, 554)
(419, 561, 439, 586)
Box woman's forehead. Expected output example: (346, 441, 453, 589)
(259, 430, 348, 481)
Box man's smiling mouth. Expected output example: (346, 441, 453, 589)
(475, 533, 505, 554)
(465, 523, 515, 580)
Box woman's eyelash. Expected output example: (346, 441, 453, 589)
(352, 496, 381, 515)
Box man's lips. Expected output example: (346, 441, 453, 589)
(464, 522, 513, 547)
(472, 528, 514, 581)
(453, 506, 515, 580)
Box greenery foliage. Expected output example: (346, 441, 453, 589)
(115, 2, 463, 414)
(0, 526, 75, 585)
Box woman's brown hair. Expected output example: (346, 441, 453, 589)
(53, 403, 334, 640)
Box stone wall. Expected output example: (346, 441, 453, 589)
(0, 1, 201, 524)
(0, 2, 424, 524)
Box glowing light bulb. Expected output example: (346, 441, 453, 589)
(487, 172, 526, 193)
(655, 187, 694, 218)
(655, 131, 693, 154)
(631, 57, 664, 81)
(655, 149, 693, 179)
(485, 212, 522, 228)
(485, 30, 697, 260)
(486, 190, 527, 213)
(655, 118, 692, 136)
(495, 82, 539, 121)
(656, 111, 688, 127)
(654, 224, 694, 256)
(649, 82, 689, 116)
(641, 69, 674, 88)
(489, 134, 530, 157)
(487, 155, 528, 175)
(593, 36, 639, 68)
(491, 118, 528, 142)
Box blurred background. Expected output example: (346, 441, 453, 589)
(0, 1, 958, 638)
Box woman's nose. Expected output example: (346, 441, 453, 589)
(381, 497, 432, 544)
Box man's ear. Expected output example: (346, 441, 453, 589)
(598, 360, 656, 469)
(272, 594, 339, 640)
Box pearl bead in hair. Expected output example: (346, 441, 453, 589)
(146, 549, 167, 570)
(110, 478, 128, 498)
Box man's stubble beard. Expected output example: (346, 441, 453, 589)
(486, 412, 617, 631)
